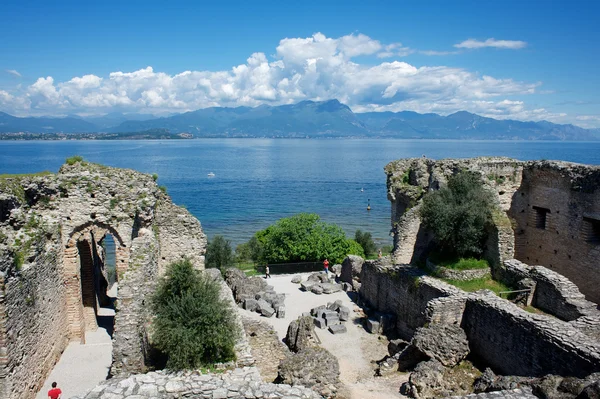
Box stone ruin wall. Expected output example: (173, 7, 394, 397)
(359, 260, 600, 378)
(0, 161, 207, 399)
(385, 157, 519, 268)
(508, 161, 600, 303)
(385, 157, 600, 304)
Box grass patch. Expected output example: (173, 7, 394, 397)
(0, 171, 53, 179)
(233, 262, 261, 276)
(66, 155, 84, 165)
(429, 252, 489, 270)
(440, 276, 511, 295)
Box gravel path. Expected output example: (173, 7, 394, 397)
(238, 273, 408, 398)
(36, 286, 116, 399)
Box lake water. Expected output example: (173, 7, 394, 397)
(1, 139, 599, 247)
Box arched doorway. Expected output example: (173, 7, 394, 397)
(64, 223, 128, 343)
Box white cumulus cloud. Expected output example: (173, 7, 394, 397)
(0, 32, 591, 126)
(454, 38, 527, 49)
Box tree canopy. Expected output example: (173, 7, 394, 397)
(420, 171, 496, 259)
(205, 235, 233, 271)
(250, 213, 362, 264)
(151, 259, 238, 370)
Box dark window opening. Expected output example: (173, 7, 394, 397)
(533, 206, 550, 229)
(582, 217, 600, 244)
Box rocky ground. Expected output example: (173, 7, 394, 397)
(237, 272, 408, 398)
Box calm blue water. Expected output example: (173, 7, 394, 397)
(1, 139, 600, 247)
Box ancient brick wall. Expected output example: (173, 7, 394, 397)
(359, 261, 462, 339)
(0, 242, 69, 399)
(0, 161, 209, 398)
(462, 293, 600, 378)
(509, 162, 600, 303)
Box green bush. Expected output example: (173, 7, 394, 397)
(66, 155, 84, 165)
(420, 171, 496, 258)
(205, 235, 233, 271)
(354, 229, 377, 257)
(250, 213, 353, 264)
(346, 239, 365, 258)
(151, 259, 238, 370)
(152, 173, 159, 181)
(429, 253, 489, 270)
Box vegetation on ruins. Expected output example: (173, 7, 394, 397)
(354, 229, 377, 258)
(440, 276, 510, 295)
(248, 213, 363, 264)
(420, 171, 496, 260)
(65, 155, 84, 165)
(151, 259, 238, 370)
(206, 235, 234, 271)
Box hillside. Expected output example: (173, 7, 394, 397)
(0, 100, 599, 140)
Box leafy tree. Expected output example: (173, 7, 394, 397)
(251, 213, 354, 264)
(205, 235, 233, 271)
(151, 259, 238, 370)
(354, 229, 377, 257)
(420, 171, 496, 258)
(346, 239, 365, 258)
(234, 242, 251, 263)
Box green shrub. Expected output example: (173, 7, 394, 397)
(354, 229, 377, 257)
(66, 155, 84, 165)
(205, 235, 233, 271)
(151, 259, 238, 370)
(158, 185, 167, 194)
(152, 173, 159, 181)
(346, 239, 365, 258)
(420, 171, 496, 258)
(250, 213, 353, 264)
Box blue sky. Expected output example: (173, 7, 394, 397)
(1, 0, 599, 127)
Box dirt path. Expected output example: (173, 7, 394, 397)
(237, 273, 408, 398)
(36, 285, 117, 399)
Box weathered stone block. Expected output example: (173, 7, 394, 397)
(321, 283, 342, 294)
(276, 306, 286, 319)
(325, 315, 340, 326)
(257, 299, 275, 317)
(313, 317, 326, 329)
(291, 275, 302, 284)
(365, 319, 381, 334)
(311, 305, 326, 317)
(301, 280, 316, 291)
(244, 298, 259, 312)
(329, 324, 347, 334)
(310, 285, 324, 295)
(338, 306, 350, 321)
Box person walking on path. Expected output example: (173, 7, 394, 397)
(48, 382, 62, 399)
(378, 248, 382, 259)
(265, 264, 271, 279)
(323, 258, 330, 276)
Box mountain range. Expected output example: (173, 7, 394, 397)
(1, 100, 598, 140)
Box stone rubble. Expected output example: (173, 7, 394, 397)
(299, 273, 343, 295)
(72, 367, 321, 399)
(224, 268, 286, 319)
(307, 301, 350, 334)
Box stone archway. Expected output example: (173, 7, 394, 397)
(63, 222, 129, 343)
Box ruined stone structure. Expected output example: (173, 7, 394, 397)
(360, 261, 600, 378)
(385, 157, 600, 303)
(0, 161, 207, 399)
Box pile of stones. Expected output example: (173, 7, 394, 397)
(298, 272, 343, 295)
(224, 268, 285, 318)
(243, 289, 286, 319)
(306, 300, 350, 334)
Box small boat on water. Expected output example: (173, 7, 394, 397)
(207, 172, 215, 177)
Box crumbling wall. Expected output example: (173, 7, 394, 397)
(359, 261, 462, 339)
(508, 161, 600, 303)
(385, 157, 520, 267)
(0, 161, 208, 399)
(461, 293, 600, 378)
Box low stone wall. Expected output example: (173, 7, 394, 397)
(498, 259, 599, 321)
(359, 261, 462, 340)
(74, 367, 322, 399)
(425, 259, 490, 281)
(461, 293, 600, 378)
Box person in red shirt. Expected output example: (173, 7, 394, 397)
(48, 382, 62, 399)
(323, 258, 329, 276)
